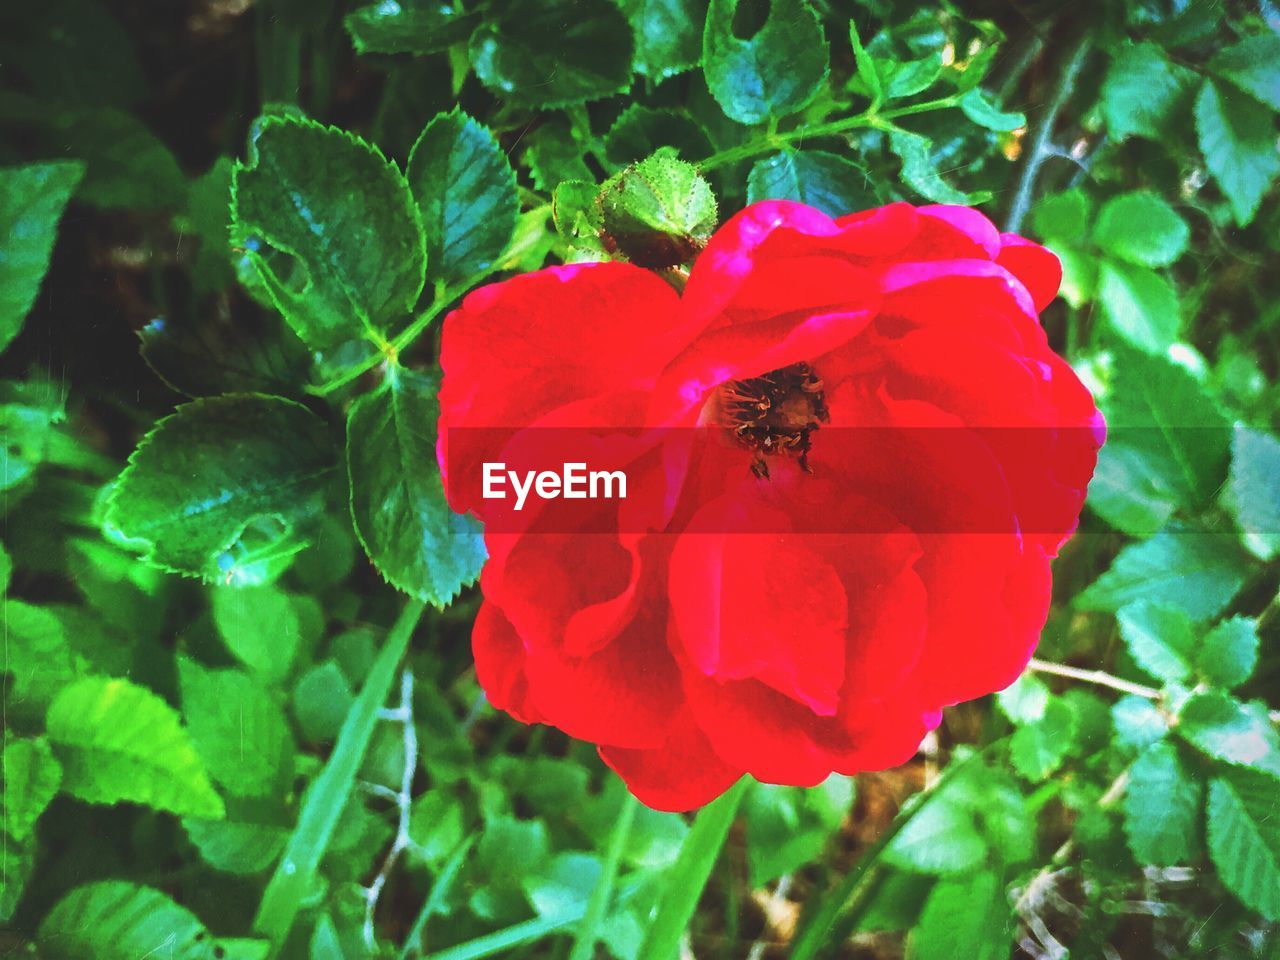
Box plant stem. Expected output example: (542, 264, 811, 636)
(1004, 31, 1090, 233)
(699, 96, 960, 171)
(568, 791, 639, 960)
(1027, 658, 1162, 700)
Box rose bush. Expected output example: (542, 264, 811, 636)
(439, 200, 1104, 812)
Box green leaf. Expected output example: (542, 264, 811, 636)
(231, 116, 426, 349)
(0, 161, 84, 354)
(1207, 768, 1280, 920)
(1195, 78, 1280, 227)
(1093, 193, 1189, 268)
(524, 851, 601, 918)
(1102, 42, 1196, 140)
(746, 150, 872, 217)
(139, 310, 312, 399)
(1031, 189, 1092, 246)
(603, 106, 714, 167)
(1227, 427, 1280, 561)
(344, 0, 478, 56)
(1198, 617, 1260, 690)
(888, 130, 989, 205)
(1077, 530, 1252, 620)
(1097, 346, 1231, 511)
(347, 368, 485, 606)
(1, 736, 62, 841)
(526, 116, 594, 191)
(884, 796, 985, 875)
(1, 600, 76, 721)
(620, 0, 704, 79)
(637, 778, 747, 960)
(1010, 698, 1077, 780)
(911, 871, 1007, 960)
(183, 157, 237, 293)
(104, 395, 338, 584)
(958, 88, 1025, 131)
(879, 55, 942, 100)
(1123, 742, 1202, 865)
(210, 585, 303, 684)
(470, 0, 634, 108)
(745, 777, 852, 886)
(0, 832, 34, 922)
(293, 661, 355, 743)
(702, 0, 828, 124)
(184, 814, 289, 875)
(407, 789, 466, 868)
(38, 881, 231, 959)
(996, 673, 1049, 725)
(407, 110, 518, 285)
(1117, 600, 1197, 685)
(1087, 440, 1176, 538)
(1177, 691, 1280, 775)
(1208, 34, 1280, 111)
(1097, 260, 1180, 353)
(178, 657, 293, 796)
(46, 676, 224, 819)
(848, 19, 880, 105)
(1112, 695, 1168, 752)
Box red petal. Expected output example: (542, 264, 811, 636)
(996, 234, 1063, 313)
(599, 710, 743, 812)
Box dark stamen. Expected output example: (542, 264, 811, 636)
(717, 362, 829, 479)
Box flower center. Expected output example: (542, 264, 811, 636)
(717, 362, 829, 479)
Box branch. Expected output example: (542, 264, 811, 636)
(363, 669, 418, 951)
(1026, 658, 1162, 700)
(1004, 31, 1090, 234)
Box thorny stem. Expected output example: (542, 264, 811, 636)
(1004, 31, 1090, 234)
(364, 669, 418, 951)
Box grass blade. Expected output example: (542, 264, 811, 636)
(254, 598, 427, 949)
(637, 778, 750, 960)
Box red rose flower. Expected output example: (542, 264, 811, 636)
(438, 201, 1104, 812)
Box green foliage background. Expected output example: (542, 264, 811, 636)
(2, 0, 1280, 957)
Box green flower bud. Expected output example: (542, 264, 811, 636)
(596, 152, 718, 269)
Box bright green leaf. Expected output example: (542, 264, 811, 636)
(1195, 78, 1280, 227)
(347, 367, 486, 606)
(524, 852, 601, 918)
(1112, 694, 1168, 752)
(46, 676, 224, 819)
(1102, 42, 1196, 140)
(958, 88, 1025, 131)
(178, 657, 293, 796)
(525, 116, 594, 191)
(1, 600, 76, 721)
(1198, 617, 1259, 690)
(1031, 189, 1092, 245)
(38, 881, 224, 959)
(231, 116, 426, 349)
(996, 673, 1049, 725)
(888, 130, 989, 205)
(884, 797, 985, 875)
(104, 395, 338, 584)
(470, 0, 634, 108)
(1, 736, 62, 841)
(620, 0, 704, 80)
(407, 110, 518, 285)
(210, 585, 302, 685)
(1010, 698, 1076, 780)
(702, 0, 828, 124)
(1177, 691, 1280, 775)
(1208, 34, 1280, 111)
(293, 661, 354, 743)
(344, 0, 478, 56)
(747, 150, 872, 216)
(1123, 742, 1202, 865)
(1077, 530, 1251, 620)
(1227, 427, 1280, 562)
(911, 871, 1008, 960)
(878, 55, 942, 100)
(1117, 600, 1197, 685)
(184, 814, 289, 875)
(1207, 768, 1280, 920)
(1093, 192, 1189, 268)
(0, 161, 84, 355)
(1097, 260, 1180, 353)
